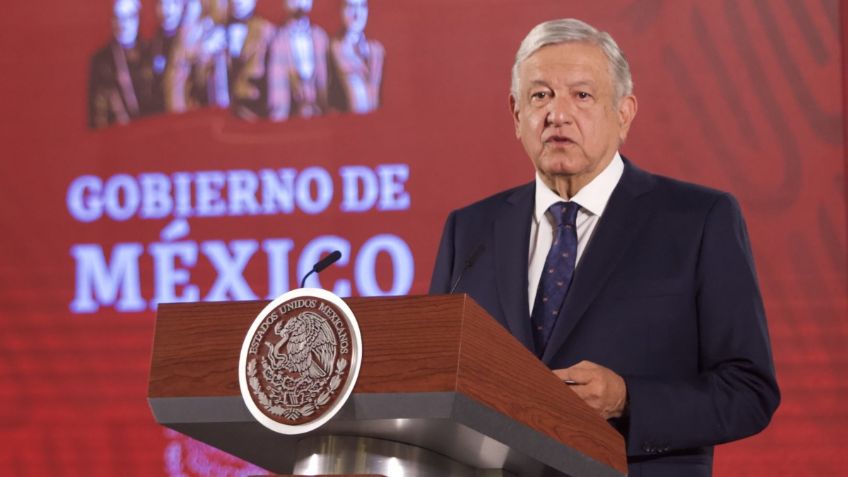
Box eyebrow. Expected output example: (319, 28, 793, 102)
(526, 79, 597, 89)
(567, 80, 596, 89)
(527, 80, 551, 89)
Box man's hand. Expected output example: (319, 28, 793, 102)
(553, 360, 627, 419)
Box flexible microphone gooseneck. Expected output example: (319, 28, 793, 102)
(300, 250, 343, 288)
(449, 244, 486, 294)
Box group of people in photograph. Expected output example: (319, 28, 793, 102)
(88, 0, 384, 128)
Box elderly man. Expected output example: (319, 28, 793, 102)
(430, 19, 779, 477)
(268, 0, 330, 120)
(88, 0, 148, 128)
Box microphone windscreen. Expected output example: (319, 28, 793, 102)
(314, 250, 342, 273)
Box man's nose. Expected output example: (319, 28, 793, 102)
(546, 97, 573, 126)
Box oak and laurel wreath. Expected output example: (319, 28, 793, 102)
(248, 357, 348, 421)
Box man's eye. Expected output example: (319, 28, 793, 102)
(531, 92, 549, 100)
(576, 91, 592, 100)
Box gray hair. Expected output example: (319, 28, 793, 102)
(510, 18, 633, 102)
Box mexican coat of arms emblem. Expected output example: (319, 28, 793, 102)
(238, 288, 362, 434)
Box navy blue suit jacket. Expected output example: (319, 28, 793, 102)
(429, 160, 779, 477)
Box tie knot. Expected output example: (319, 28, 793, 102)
(548, 201, 580, 227)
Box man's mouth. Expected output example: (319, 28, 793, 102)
(546, 135, 575, 145)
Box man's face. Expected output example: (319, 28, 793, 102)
(286, 0, 313, 17)
(231, 0, 256, 20)
(510, 42, 636, 190)
(112, 0, 140, 47)
(157, 0, 184, 34)
(342, 0, 368, 34)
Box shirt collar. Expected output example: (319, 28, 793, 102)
(533, 152, 624, 223)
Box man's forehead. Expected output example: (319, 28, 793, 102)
(524, 42, 607, 68)
(519, 43, 611, 86)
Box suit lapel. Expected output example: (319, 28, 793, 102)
(541, 161, 657, 364)
(493, 183, 535, 351)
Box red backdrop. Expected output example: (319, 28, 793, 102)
(0, 0, 845, 475)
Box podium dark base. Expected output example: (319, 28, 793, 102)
(281, 435, 516, 477)
(258, 474, 388, 477)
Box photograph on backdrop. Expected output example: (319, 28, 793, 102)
(88, 0, 384, 128)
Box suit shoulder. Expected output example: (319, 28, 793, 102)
(650, 173, 737, 212)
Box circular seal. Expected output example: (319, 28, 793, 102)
(238, 288, 362, 435)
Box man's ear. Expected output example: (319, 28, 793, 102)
(509, 94, 520, 139)
(617, 94, 638, 143)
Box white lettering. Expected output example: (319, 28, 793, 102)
(69, 233, 416, 313)
(195, 171, 227, 217)
(339, 165, 379, 212)
(296, 167, 333, 215)
(67, 175, 103, 222)
(149, 240, 199, 307)
(377, 164, 411, 211)
(70, 243, 145, 313)
(104, 174, 141, 221)
(260, 168, 296, 214)
(140, 173, 173, 219)
(228, 170, 261, 216)
(173, 172, 193, 217)
(355, 234, 414, 296)
(263, 238, 294, 298)
(202, 240, 259, 301)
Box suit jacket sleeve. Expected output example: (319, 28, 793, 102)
(622, 193, 780, 456)
(429, 211, 457, 295)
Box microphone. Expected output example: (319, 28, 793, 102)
(449, 244, 485, 294)
(300, 250, 343, 288)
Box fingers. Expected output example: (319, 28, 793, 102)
(552, 360, 598, 384)
(552, 361, 627, 419)
(552, 368, 574, 383)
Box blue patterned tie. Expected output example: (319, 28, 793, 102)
(531, 201, 580, 356)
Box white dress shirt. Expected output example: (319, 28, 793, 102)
(290, 19, 316, 80)
(527, 153, 624, 315)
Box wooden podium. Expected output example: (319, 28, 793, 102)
(148, 294, 626, 477)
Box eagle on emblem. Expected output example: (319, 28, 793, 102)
(268, 311, 338, 379)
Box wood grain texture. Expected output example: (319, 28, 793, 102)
(149, 294, 626, 474)
(149, 295, 466, 397)
(455, 296, 626, 474)
(149, 300, 262, 397)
